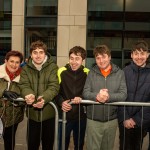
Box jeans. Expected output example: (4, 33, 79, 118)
(63, 119, 86, 150)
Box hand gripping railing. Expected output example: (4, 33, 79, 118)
(61, 100, 150, 150)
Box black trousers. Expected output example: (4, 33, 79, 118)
(65, 119, 86, 150)
(119, 124, 147, 150)
(3, 123, 18, 150)
(27, 118, 55, 150)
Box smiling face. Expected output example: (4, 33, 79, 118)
(31, 48, 46, 65)
(69, 53, 83, 71)
(95, 53, 111, 69)
(131, 49, 149, 67)
(5, 56, 21, 73)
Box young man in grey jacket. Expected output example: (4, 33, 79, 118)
(83, 44, 127, 150)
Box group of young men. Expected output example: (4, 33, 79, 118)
(1, 40, 150, 150)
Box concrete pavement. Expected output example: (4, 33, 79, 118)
(0, 115, 149, 150)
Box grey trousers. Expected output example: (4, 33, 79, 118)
(86, 118, 118, 150)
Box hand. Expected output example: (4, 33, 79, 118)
(72, 97, 82, 104)
(96, 89, 109, 103)
(33, 97, 45, 108)
(123, 119, 135, 129)
(62, 100, 72, 112)
(3, 90, 19, 100)
(25, 94, 35, 105)
(130, 118, 136, 126)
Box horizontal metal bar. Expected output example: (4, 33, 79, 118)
(71, 100, 150, 107)
(3, 97, 25, 102)
(13, 97, 25, 102)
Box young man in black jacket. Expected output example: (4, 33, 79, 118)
(118, 40, 150, 150)
(57, 46, 89, 150)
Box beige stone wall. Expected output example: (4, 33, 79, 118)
(12, 0, 25, 54)
(11, 0, 87, 65)
(57, 0, 87, 67)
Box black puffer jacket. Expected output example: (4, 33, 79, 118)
(56, 64, 89, 121)
(118, 61, 150, 128)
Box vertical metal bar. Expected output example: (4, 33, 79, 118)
(49, 102, 59, 150)
(62, 111, 67, 150)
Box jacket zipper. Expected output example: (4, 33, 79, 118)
(72, 71, 76, 115)
(131, 68, 140, 115)
(37, 71, 41, 121)
(103, 76, 107, 121)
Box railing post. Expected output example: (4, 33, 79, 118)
(62, 111, 67, 150)
(49, 101, 59, 150)
(60, 100, 150, 150)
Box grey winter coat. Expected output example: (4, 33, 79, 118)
(83, 63, 127, 122)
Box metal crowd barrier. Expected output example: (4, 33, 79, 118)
(62, 100, 150, 150)
(48, 101, 59, 150)
(0, 98, 59, 150)
(1, 98, 150, 150)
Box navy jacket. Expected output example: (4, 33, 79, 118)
(118, 61, 150, 128)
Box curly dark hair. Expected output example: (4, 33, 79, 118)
(131, 40, 149, 52)
(69, 46, 86, 60)
(30, 40, 47, 54)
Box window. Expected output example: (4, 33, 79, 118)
(87, 0, 150, 69)
(25, 0, 58, 61)
(0, 0, 12, 64)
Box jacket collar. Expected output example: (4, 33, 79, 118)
(65, 63, 84, 73)
(0, 64, 20, 82)
(130, 61, 150, 71)
(92, 62, 119, 75)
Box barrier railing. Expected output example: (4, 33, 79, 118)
(0, 98, 59, 150)
(1, 98, 149, 150)
(48, 101, 59, 150)
(62, 100, 150, 150)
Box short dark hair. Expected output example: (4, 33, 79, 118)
(30, 40, 47, 54)
(131, 40, 149, 53)
(69, 46, 86, 60)
(93, 45, 111, 57)
(5, 50, 23, 63)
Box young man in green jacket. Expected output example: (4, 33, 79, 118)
(19, 40, 59, 150)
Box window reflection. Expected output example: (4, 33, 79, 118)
(87, 0, 150, 69)
(26, 0, 57, 16)
(0, 0, 12, 64)
(25, 0, 58, 62)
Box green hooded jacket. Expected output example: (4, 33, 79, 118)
(0, 64, 24, 127)
(19, 55, 60, 122)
